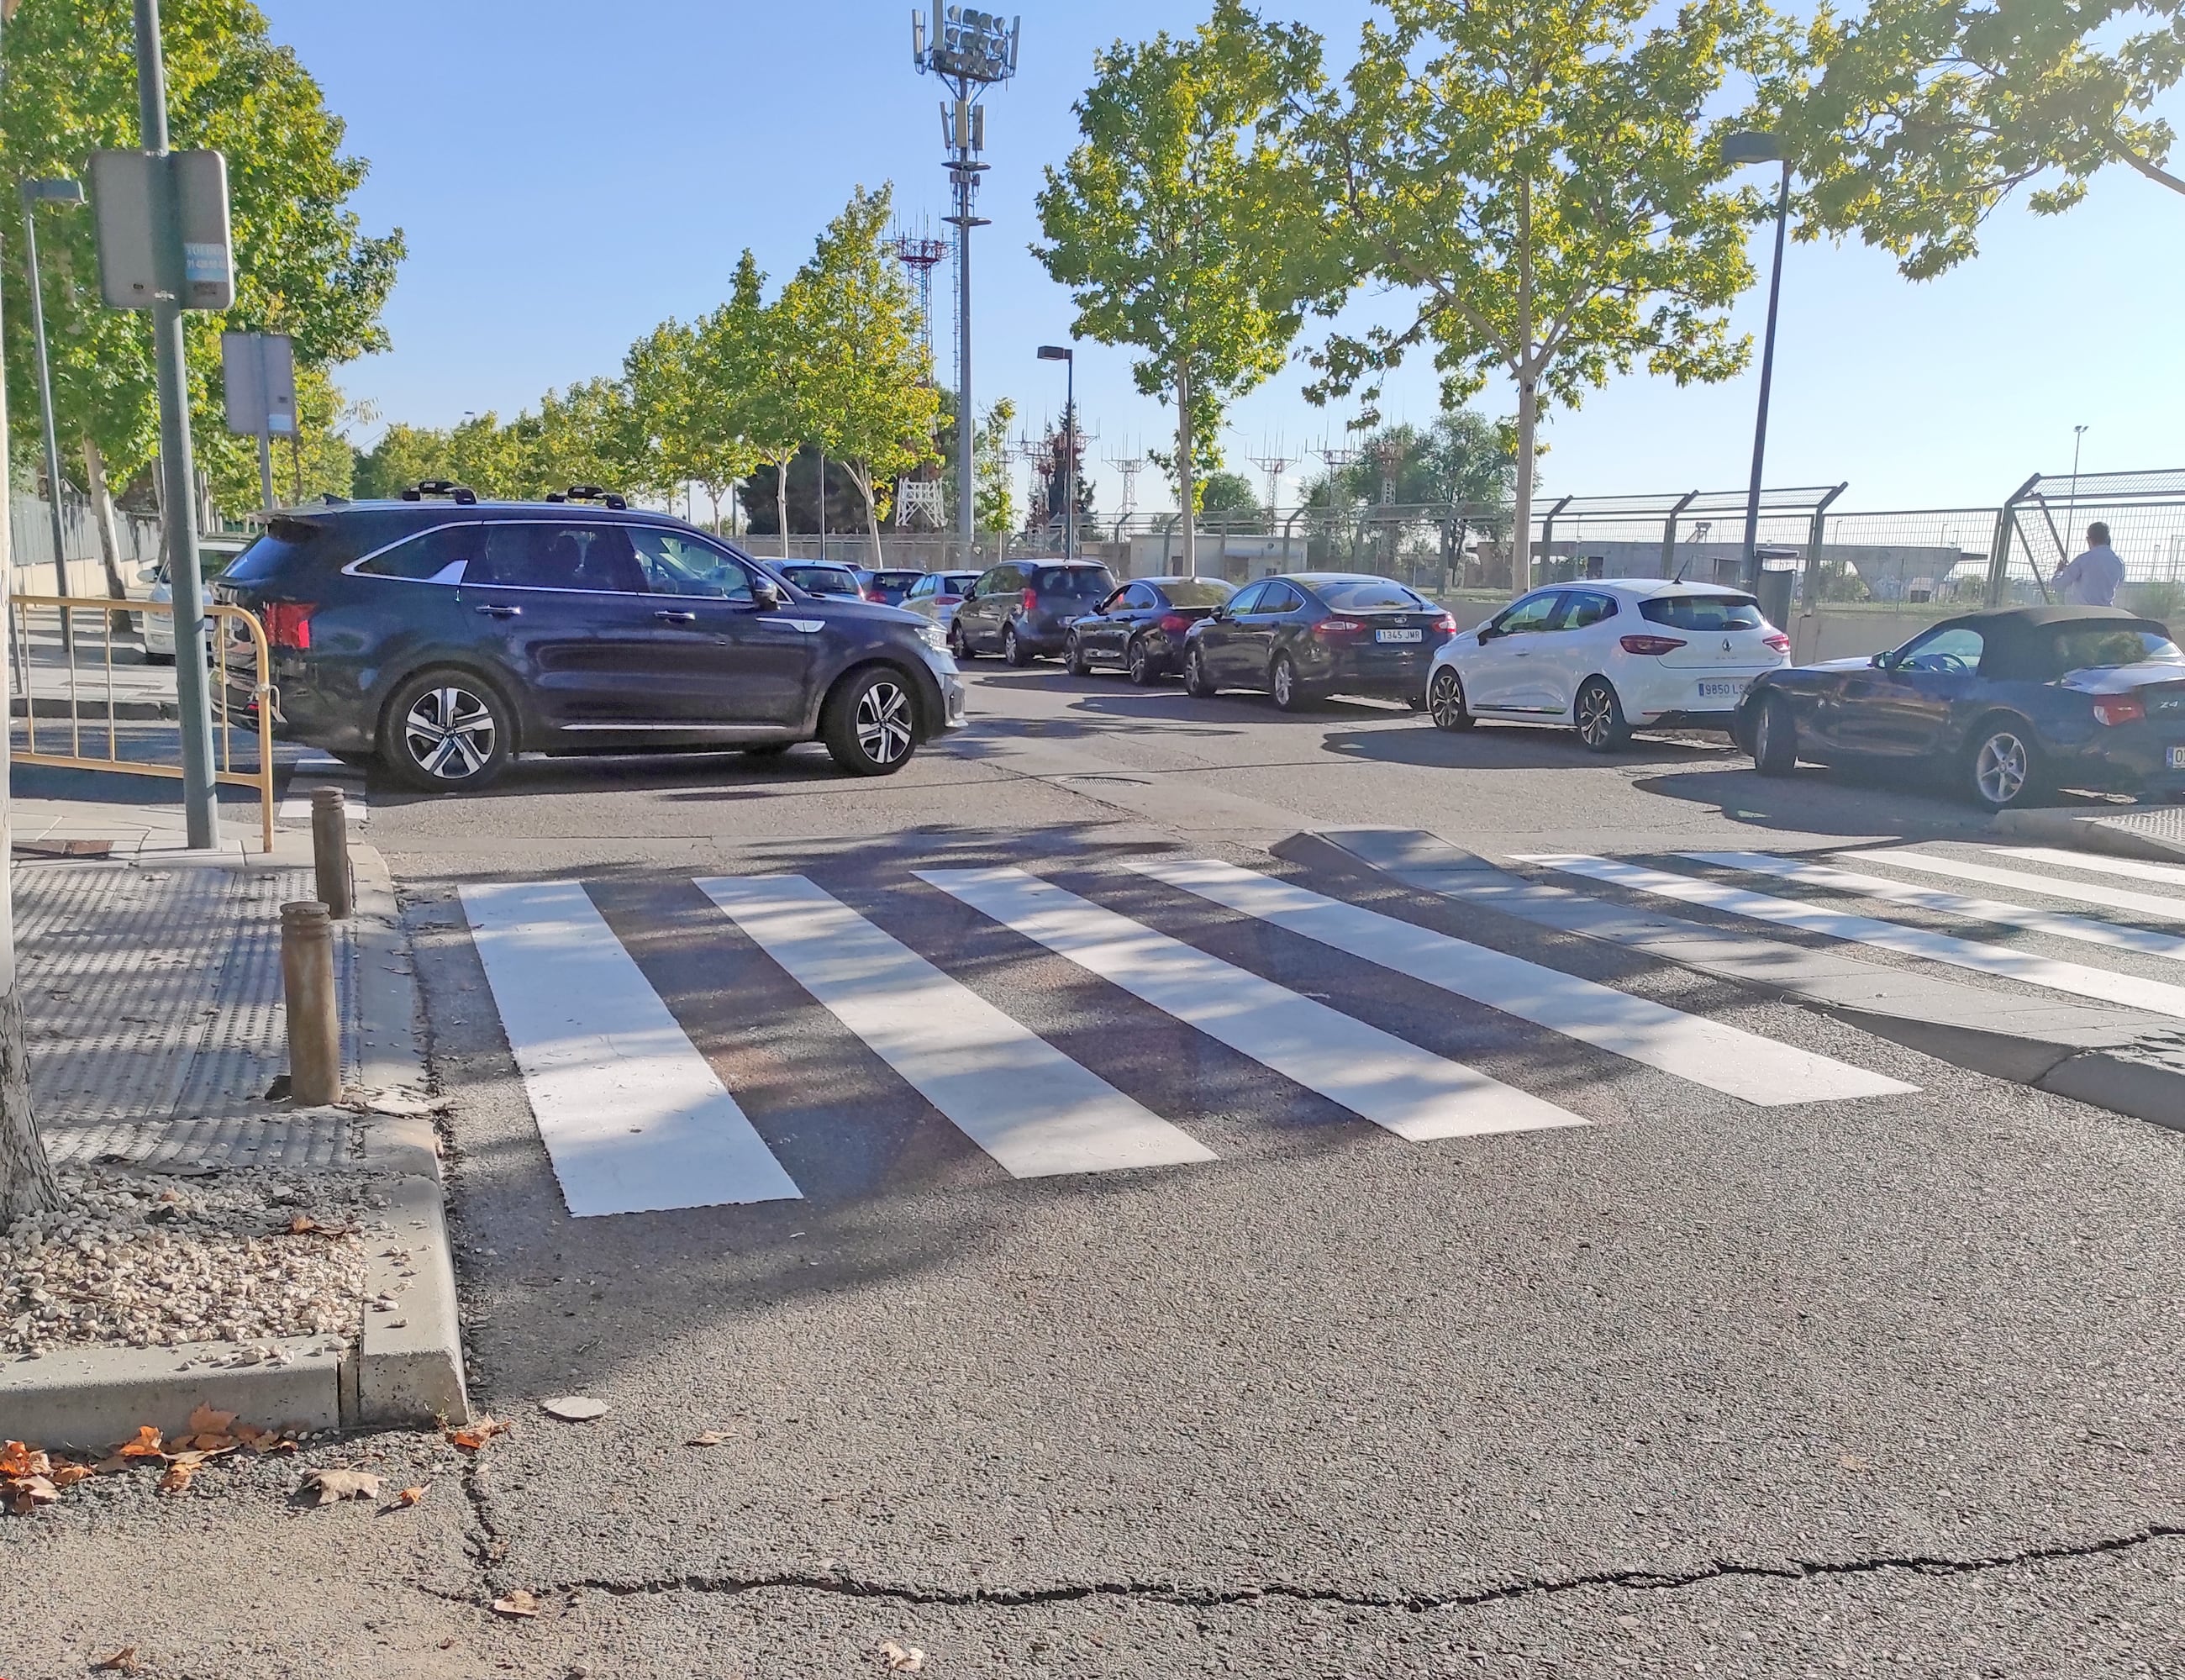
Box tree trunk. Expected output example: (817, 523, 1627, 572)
(82, 436, 133, 630)
(850, 466, 884, 569)
(1176, 362, 1196, 581)
(0, 102, 61, 1222)
(1513, 375, 1537, 593)
(775, 457, 792, 559)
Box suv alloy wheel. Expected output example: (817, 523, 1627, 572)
(382, 669, 514, 793)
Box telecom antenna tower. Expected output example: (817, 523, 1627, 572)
(887, 224, 950, 358)
(1103, 440, 1143, 527)
(913, 5, 1021, 565)
(1246, 435, 1295, 519)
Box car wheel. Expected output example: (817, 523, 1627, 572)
(1184, 645, 1218, 698)
(382, 669, 513, 793)
(1965, 717, 2044, 810)
(1066, 633, 1091, 677)
(1573, 676, 1631, 753)
(1751, 696, 1798, 777)
(1003, 623, 1033, 668)
(1127, 638, 1156, 686)
(1428, 666, 1475, 732)
(822, 666, 919, 777)
(1271, 653, 1314, 712)
(950, 621, 977, 661)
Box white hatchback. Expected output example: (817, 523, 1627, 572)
(1425, 578, 1791, 750)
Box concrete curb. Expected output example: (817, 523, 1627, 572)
(1282, 826, 2185, 1136)
(1, 1337, 347, 1455)
(1993, 805, 2185, 865)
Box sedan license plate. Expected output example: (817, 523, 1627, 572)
(1697, 679, 1746, 700)
(2168, 745, 2185, 771)
(1377, 627, 1424, 643)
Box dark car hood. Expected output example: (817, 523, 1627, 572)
(2058, 660, 2185, 693)
(788, 596, 925, 628)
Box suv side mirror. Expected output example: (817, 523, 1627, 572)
(751, 579, 783, 611)
(1869, 650, 1894, 669)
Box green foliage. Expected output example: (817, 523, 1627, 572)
(0, 0, 403, 489)
(1303, 410, 1518, 519)
(1035, 0, 1324, 557)
(1197, 470, 1261, 517)
(974, 399, 1016, 536)
(1771, 0, 2185, 279)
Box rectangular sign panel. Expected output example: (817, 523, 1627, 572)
(90, 148, 233, 312)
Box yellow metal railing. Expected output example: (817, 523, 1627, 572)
(8, 593, 277, 854)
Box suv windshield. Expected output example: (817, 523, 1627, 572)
(1316, 578, 1425, 612)
(1035, 566, 1115, 597)
(1640, 592, 1763, 631)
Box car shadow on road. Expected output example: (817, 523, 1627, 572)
(1319, 720, 1726, 772)
(1625, 760, 2062, 840)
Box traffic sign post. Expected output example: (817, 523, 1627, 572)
(222, 332, 296, 512)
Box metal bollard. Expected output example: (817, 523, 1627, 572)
(281, 900, 342, 1107)
(310, 787, 353, 919)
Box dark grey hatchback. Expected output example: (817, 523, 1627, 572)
(946, 558, 1118, 666)
(213, 486, 966, 791)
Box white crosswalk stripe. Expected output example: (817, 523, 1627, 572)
(1523, 852, 2185, 1022)
(1682, 850, 2185, 963)
(1987, 845, 2185, 893)
(461, 882, 802, 1217)
(1129, 857, 1912, 1105)
(919, 866, 1588, 1141)
(697, 875, 1215, 1178)
(1842, 848, 2185, 925)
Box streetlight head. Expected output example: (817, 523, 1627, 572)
(1720, 130, 1785, 166)
(1036, 345, 1071, 361)
(26, 178, 85, 205)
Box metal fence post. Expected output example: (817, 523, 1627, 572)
(1538, 495, 1573, 591)
(1661, 490, 1700, 575)
(1984, 474, 2042, 608)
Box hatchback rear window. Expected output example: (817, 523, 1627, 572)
(1315, 579, 1426, 612)
(781, 566, 861, 593)
(871, 571, 922, 589)
(1640, 592, 1762, 630)
(1035, 567, 1115, 597)
(219, 522, 329, 584)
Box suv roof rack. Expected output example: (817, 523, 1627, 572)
(545, 485, 629, 511)
(400, 480, 478, 506)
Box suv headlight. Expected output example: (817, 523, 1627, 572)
(919, 623, 948, 655)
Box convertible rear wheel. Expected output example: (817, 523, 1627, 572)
(1751, 696, 1798, 777)
(1966, 718, 2044, 810)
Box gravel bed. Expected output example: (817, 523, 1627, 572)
(2, 1167, 391, 1356)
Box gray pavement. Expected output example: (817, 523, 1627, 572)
(9, 663, 2185, 1675)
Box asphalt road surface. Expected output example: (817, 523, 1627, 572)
(10, 661, 2185, 1678)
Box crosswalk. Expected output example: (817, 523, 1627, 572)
(452, 839, 2185, 1220)
(277, 752, 368, 826)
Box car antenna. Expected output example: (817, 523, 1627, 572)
(1672, 553, 1692, 584)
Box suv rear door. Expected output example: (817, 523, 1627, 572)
(628, 526, 813, 727)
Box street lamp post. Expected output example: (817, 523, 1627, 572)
(2066, 423, 2089, 549)
(1037, 345, 1074, 559)
(1722, 129, 1793, 595)
(19, 177, 85, 642)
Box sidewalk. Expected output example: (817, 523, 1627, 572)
(0, 791, 463, 1450)
(10, 622, 178, 720)
(1995, 800, 2185, 864)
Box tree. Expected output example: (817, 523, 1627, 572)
(1772, 0, 2185, 279)
(1035, 0, 1323, 577)
(1198, 470, 1261, 517)
(1299, 0, 1783, 584)
(792, 187, 940, 565)
(1309, 410, 1517, 513)
(974, 398, 1016, 537)
(682, 252, 772, 531)
(0, 0, 403, 522)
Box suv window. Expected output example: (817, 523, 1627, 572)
(631, 527, 750, 601)
(1035, 566, 1115, 598)
(1639, 592, 1762, 631)
(470, 522, 644, 592)
(355, 524, 476, 582)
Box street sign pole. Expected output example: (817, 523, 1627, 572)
(256, 429, 274, 512)
(134, 0, 218, 850)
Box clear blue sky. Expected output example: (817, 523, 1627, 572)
(259, 0, 2185, 519)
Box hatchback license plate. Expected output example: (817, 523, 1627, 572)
(2169, 745, 2185, 771)
(1377, 627, 1423, 643)
(1697, 679, 1745, 700)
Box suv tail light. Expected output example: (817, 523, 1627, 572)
(1314, 618, 1366, 640)
(2093, 694, 2146, 726)
(1158, 613, 1192, 634)
(1021, 587, 1040, 614)
(261, 602, 315, 651)
(1619, 633, 1685, 656)
(1762, 632, 1792, 653)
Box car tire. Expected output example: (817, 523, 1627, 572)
(1270, 653, 1314, 712)
(1573, 676, 1631, 753)
(1184, 645, 1218, 698)
(1127, 638, 1156, 686)
(1066, 633, 1091, 677)
(1751, 696, 1798, 777)
(382, 668, 515, 793)
(1003, 623, 1033, 668)
(1964, 715, 2045, 811)
(1427, 666, 1475, 732)
(145, 651, 176, 667)
(950, 621, 977, 661)
(821, 665, 919, 777)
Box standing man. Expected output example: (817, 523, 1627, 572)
(2052, 522, 2127, 607)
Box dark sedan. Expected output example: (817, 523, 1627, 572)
(1182, 573, 1456, 710)
(1739, 605, 2185, 809)
(1065, 576, 1235, 684)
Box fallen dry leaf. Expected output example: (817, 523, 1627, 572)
(49, 1462, 93, 1489)
(0, 1440, 47, 1478)
(285, 1213, 357, 1238)
(157, 1459, 198, 1494)
(187, 1404, 239, 1437)
(92, 1647, 140, 1674)
(5, 1474, 59, 1514)
(395, 1484, 429, 1508)
(490, 1589, 542, 1619)
(877, 1641, 926, 1673)
(685, 1430, 724, 1447)
(231, 1421, 273, 1450)
(447, 1416, 512, 1452)
(301, 1468, 381, 1505)
(92, 1453, 134, 1475)
(116, 1425, 166, 1459)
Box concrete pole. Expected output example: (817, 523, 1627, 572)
(134, 0, 219, 850)
(310, 788, 352, 919)
(281, 901, 341, 1107)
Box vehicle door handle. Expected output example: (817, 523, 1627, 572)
(654, 610, 698, 624)
(474, 603, 520, 619)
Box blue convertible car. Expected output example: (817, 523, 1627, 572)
(1737, 605, 2185, 810)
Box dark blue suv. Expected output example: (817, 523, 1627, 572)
(214, 485, 966, 791)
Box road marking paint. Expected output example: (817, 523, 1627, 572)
(461, 881, 802, 1216)
(1846, 848, 2185, 926)
(292, 752, 365, 779)
(1988, 845, 2185, 893)
(1522, 854, 2185, 1022)
(278, 777, 366, 825)
(918, 866, 1587, 1141)
(1684, 851, 2185, 964)
(697, 875, 1214, 1178)
(1129, 858, 1912, 1105)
